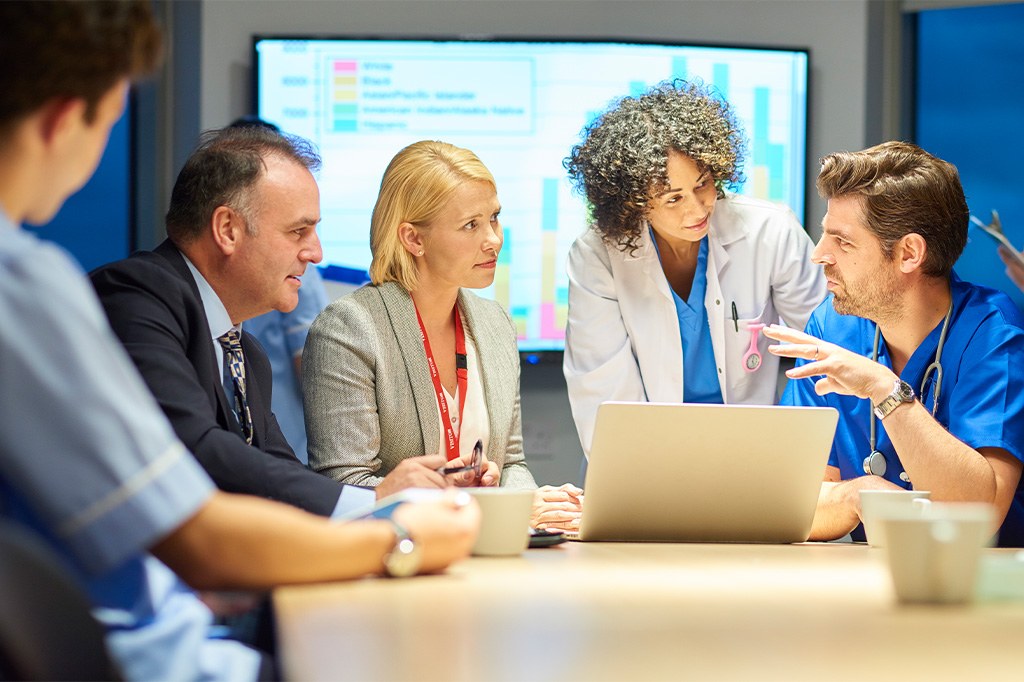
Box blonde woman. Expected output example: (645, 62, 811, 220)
(304, 140, 581, 530)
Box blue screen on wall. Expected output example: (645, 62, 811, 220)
(916, 2, 1024, 310)
(255, 36, 809, 350)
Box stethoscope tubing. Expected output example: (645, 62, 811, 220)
(865, 297, 954, 481)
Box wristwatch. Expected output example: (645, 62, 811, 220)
(872, 379, 915, 420)
(382, 519, 421, 578)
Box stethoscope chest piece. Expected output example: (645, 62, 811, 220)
(863, 450, 887, 477)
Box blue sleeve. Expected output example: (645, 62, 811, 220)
(283, 266, 330, 357)
(330, 484, 376, 518)
(946, 324, 1024, 464)
(0, 237, 213, 575)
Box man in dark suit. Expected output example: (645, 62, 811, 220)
(92, 126, 449, 516)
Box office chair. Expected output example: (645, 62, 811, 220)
(0, 520, 122, 681)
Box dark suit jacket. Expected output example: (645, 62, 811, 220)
(90, 240, 343, 515)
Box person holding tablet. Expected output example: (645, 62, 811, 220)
(304, 140, 582, 531)
(563, 79, 826, 455)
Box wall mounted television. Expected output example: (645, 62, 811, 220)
(254, 36, 809, 352)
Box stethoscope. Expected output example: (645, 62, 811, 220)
(863, 298, 953, 482)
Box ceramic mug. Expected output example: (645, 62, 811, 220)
(879, 502, 994, 605)
(465, 488, 534, 557)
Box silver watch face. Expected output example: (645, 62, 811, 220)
(896, 380, 915, 401)
(875, 380, 915, 420)
(386, 536, 421, 577)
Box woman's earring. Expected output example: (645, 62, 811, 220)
(418, 250, 424, 256)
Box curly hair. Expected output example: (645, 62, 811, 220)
(564, 79, 747, 252)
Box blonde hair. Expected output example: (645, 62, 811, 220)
(369, 140, 496, 291)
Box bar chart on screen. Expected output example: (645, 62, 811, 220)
(257, 38, 808, 350)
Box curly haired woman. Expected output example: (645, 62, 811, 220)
(563, 79, 826, 454)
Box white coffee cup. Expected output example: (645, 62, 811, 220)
(465, 488, 534, 557)
(879, 502, 995, 605)
(859, 489, 931, 547)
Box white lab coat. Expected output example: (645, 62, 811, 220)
(564, 193, 827, 454)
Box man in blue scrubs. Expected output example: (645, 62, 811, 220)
(0, 3, 479, 679)
(764, 142, 1024, 546)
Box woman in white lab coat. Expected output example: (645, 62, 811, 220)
(563, 80, 826, 454)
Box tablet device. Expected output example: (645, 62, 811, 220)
(971, 213, 1024, 268)
(334, 488, 446, 522)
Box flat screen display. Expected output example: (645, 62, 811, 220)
(254, 36, 808, 351)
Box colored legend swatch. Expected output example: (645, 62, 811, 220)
(332, 60, 358, 132)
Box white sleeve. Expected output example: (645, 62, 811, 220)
(769, 209, 827, 331)
(563, 232, 647, 455)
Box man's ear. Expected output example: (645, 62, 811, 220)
(896, 233, 928, 274)
(398, 221, 424, 256)
(38, 97, 86, 146)
(211, 206, 244, 255)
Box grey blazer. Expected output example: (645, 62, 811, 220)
(303, 281, 536, 489)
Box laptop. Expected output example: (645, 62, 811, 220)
(570, 402, 838, 544)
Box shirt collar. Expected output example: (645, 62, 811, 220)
(0, 203, 17, 232)
(181, 253, 237, 339)
(707, 192, 745, 246)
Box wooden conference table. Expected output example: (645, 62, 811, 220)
(275, 541, 1024, 681)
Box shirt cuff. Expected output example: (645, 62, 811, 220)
(330, 485, 376, 519)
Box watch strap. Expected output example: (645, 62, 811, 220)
(383, 519, 420, 578)
(873, 379, 915, 420)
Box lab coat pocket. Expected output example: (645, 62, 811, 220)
(723, 301, 774, 383)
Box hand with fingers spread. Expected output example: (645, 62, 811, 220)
(763, 324, 899, 404)
(530, 483, 584, 531)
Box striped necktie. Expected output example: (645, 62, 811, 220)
(217, 329, 254, 445)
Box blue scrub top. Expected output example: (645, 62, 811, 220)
(244, 266, 329, 464)
(0, 219, 259, 681)
(653, 233, 724, 404)
(782, 274, 1024, 546)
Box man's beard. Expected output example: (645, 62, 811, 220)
(826, 264, 904, 323)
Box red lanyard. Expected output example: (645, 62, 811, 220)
(414, 305, 468, 461)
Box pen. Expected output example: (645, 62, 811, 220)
(731, 301, 739, 332)
(439, 439, 484, 475)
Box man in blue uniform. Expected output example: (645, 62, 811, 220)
(0, 3, 478, 680)
(765, 141, 1024, 546)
